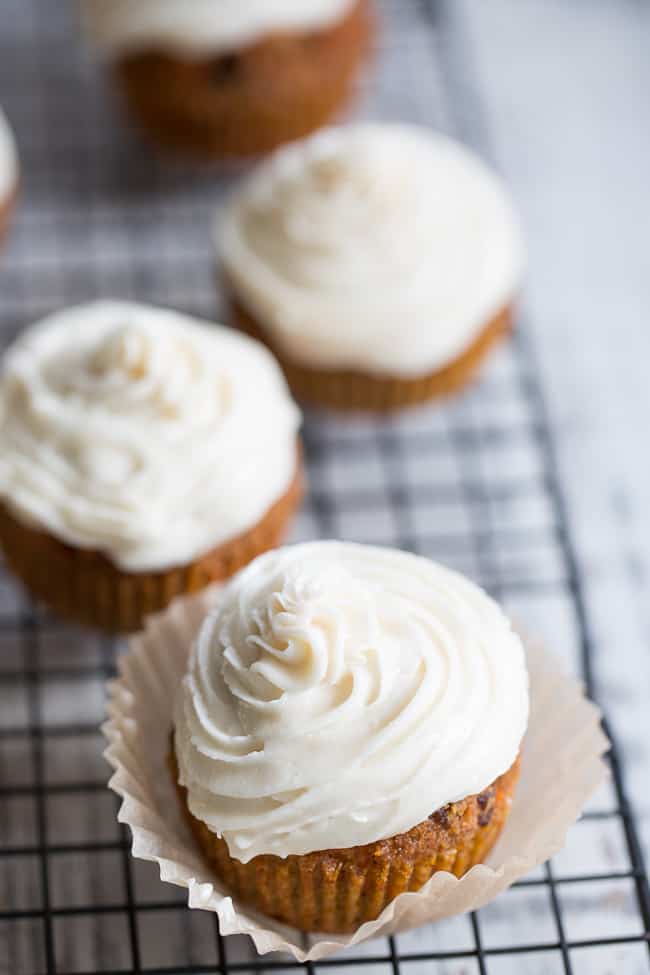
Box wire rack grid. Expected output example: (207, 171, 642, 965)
(0, 0, 649, 973)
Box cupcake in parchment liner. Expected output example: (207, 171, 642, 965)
(217, 123, 525, 410)
(0, 301, 302, 632)
(81, 0, 375, 159)
(104, 542, 608, 956)
(0, 107, 18, 245)
(170, 543, 529, 932)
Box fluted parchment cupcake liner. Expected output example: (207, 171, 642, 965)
(170, 748, 521, 933)
(103, 587, 609, 961)
(114, 0, 374, 160)
(0, 458, 303, 633)
(227, 295, 513, 411)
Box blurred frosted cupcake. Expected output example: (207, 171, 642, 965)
(0, 107, 18, 245)
(81, 0, 374, 159)
(0, 301, 302, 632)
(171, 541, 529, 932)
(218, 123, 525, 410)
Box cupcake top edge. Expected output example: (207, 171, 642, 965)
(218, 122, 525, 379)
(80, 0, 358, 58)
(0, 300, 301, 572)
(0, 107, 18, 200)
(174, 540, 530, 861)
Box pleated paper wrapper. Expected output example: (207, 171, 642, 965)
(103, 587, 609, 963)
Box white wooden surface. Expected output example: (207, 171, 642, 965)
(460, 0, 650, 870)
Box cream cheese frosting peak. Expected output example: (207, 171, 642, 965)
(81, 0, 357, 58)
(174, 542, 529, 861)
(0, 301, 300, 571)
(0, 107, 18, 200)
(218, 123, 525, 377)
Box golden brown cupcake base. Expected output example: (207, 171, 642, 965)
(228, 295, 514, 411)
(114, 0, 373, 159)
(0, 456, 303, 634)
(170, 745, 521, 933)
(0, 186, 16, 245)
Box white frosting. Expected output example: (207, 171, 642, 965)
(81, 0, 357, 58)
(219, 124, 525, 378)
(175, 542, 529, 861)
(0, 108, 18, 201)
(0, 302, 300, 572)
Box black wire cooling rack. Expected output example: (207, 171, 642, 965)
(1, 0, 649, 973)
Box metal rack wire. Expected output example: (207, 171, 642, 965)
(0, 0, 649, 973)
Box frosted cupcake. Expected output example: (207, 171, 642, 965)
(81, 0, 374, 159)
(0, 301, 302, 632)
(171, 541, 529, 932)
(0, 107, 18, 245)
(218, 123, 525, 410)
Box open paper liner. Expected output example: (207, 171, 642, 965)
(103, 587, 609, 962)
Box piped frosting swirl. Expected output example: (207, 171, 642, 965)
(0, 301, 300, 571)
(219, 123, 525, 377)
(174, 542, 529, 860)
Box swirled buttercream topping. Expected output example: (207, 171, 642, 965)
(81, 0, 357, 58)
(0, 108, 18, 200)
(174, 542, 529, 860)
(219, 123, 525, 377)
(0, 301, 300, 571)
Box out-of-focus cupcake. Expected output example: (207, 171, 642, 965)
(0, 107, 18, 245)
(0, 301, 302, 632)
(170, 541, 529, 932)
(81, 0, 374, 159)
(218, 123, 525, 410)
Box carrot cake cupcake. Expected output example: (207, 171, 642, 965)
(0, 107, 18, 245)
(0, 301, 302, 632)
(218, 123, 525, 410)
(171, 541, 529, 932)
(81, 0, 374, 159)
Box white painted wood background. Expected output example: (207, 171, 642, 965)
(463, 0, 650, 870)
